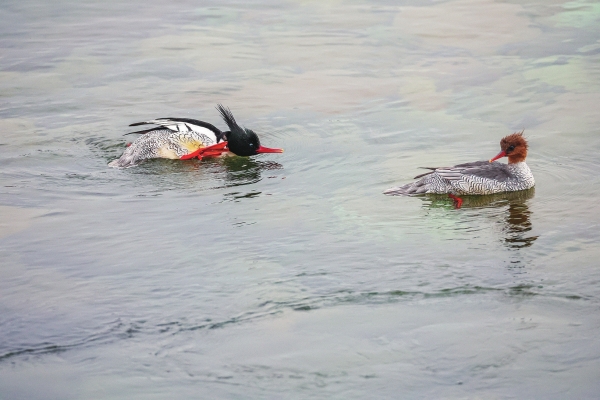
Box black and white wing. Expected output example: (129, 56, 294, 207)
(435, 161, 512, 182)
(126, 118, 226, 142)
(385, 161, 523, 196)
(432, 161, 514, 194)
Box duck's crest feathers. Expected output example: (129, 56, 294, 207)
(216, 104, 238, 131)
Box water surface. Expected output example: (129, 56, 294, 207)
(1, 0, 600, 398)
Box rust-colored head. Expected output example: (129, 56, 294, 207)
(489, 131, 528, 164)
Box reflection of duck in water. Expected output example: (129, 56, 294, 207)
(384, 132, 534, 208)
(504, 188, 538, 249)
(423, 187, 534, 208)
(219, 156, 283, 188)
(424, 188, 538, 248)
(109, 105, 283, 168)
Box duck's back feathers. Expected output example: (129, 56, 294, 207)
(384, 161, 532, 196)
(127, 118, 225, 142)
(434, 161, 512, 182)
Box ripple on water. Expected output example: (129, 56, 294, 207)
(0, 318, 144, 363)
(534, 152, 600, 205)
(0, 282, 589, 365)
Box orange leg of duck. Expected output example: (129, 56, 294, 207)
(198, 142, 229, 159)
(448, 193, 463, 209)
(180, 142, 229, 160)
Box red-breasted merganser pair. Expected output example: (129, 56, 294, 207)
(109, 104, 283, 168)
(384, 132, 535, 208)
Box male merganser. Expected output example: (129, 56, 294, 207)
(109, 104, 283, 168)
(383, 132, 534, 208)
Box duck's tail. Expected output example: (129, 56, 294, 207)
(383, 180, 429, 196)
(108, 145, 142, 168)
(109, 154, 138, 168)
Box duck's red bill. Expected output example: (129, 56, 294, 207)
(489, 150, 506, 162)
(256, 146, 284, 154)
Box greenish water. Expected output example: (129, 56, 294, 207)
(1, 0, 600, 398)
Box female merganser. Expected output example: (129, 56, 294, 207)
(109, 104, 283, 168)
(383, 132, 534, 208)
